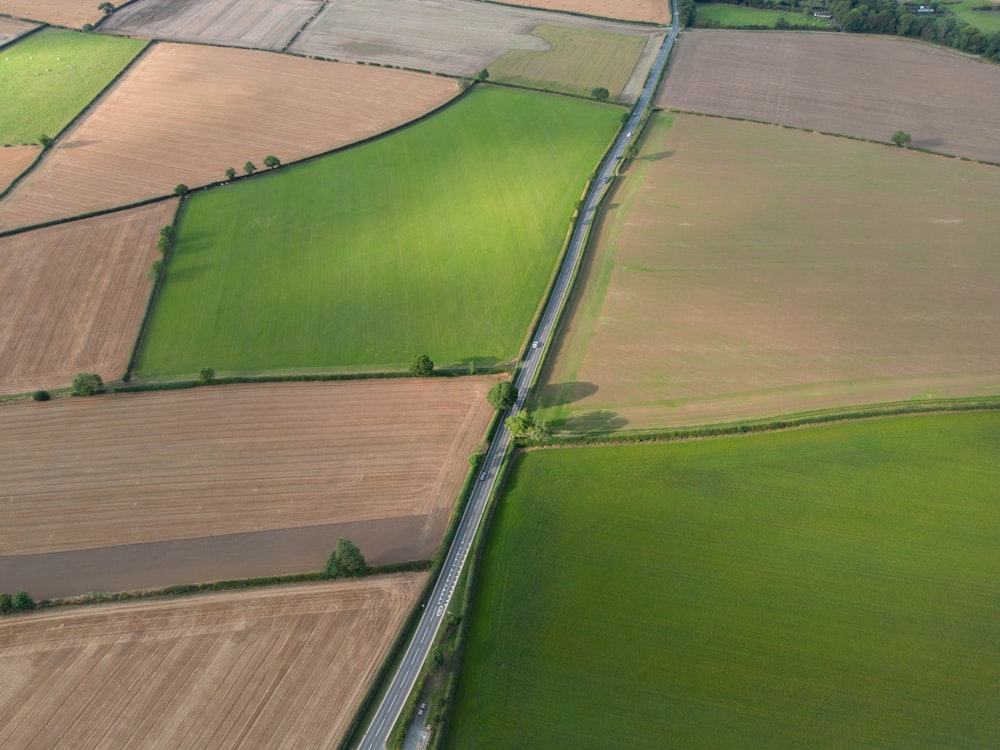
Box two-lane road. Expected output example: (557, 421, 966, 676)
(357, 4, 680, 747)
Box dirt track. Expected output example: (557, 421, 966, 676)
(0, 575, 427, 749)
(659, 30, 1000, 163)
(0, 200, 175, 395)
(0, 42, 459, 230)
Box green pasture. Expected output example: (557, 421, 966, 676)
(135, 86, 621, 378)
(446, 413, 1000, 749)
(489, 25, 648, 99)
(947, 0, 1000, 32)
(0, 28, 145, 145)
(695, 2, 830, 27)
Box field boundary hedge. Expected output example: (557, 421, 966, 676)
(477, 0, 668, 28)
(0, 18, 46, 51)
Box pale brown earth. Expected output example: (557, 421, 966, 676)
(0, 575, 427, 750)
(0, 378, 495, 556)
(0, 42, 459, 230)
(100, 0, 320, 49)
(0, 0, 98, 26)
(0, 145, 38, 193)
(0, 200, 174, 395)
(0, 14, 37, 43)
(499, 0, 669, 25)
(659, 30, 1000, 163)
(290, 0, 659, 76)
(536, 113, 1000, 432)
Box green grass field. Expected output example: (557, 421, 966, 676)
(947, 0, 1000, 32)
(695, 3, 830, 27)
(135, 86, 621, 378)
(446, 413, 1000, 748)
(489, 25, 648, 99)
(0, 28, 145, 145)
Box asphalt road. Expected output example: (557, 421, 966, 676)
(356, 5, 680, 748)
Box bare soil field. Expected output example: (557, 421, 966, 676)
(101, 0, 319, 50)
(0, 575, 427, 749)
(290, 0, 659, 77)
(659, 31, 1000, 163)
(0, 15, 36, 44)
(498, 0, 669, 25)
(0, 0, 98, 26)
(0, 378, 494, 556)
(0, 200, 174, 395)
(0, 144, 38, 193)
(535, 113, 1000, 432)
(0, 42, 459, 230)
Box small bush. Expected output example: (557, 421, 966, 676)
(0, 593, 12, 614)
(173, 184, 189, 196)
(199, 367, 215, 384)
(12, 590, 35, 611)
(32, 390, 51, 402)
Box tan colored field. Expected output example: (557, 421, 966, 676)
(0, 14, 37, 43)
(501, 0, 668, 24)
(0, 144, 37, 193)
(0, 576, 426, 749)
(535, 113, 1000, 432)
(0, 42, 459, 230)
(0, 0, 97, 26)
(659, 31, 1000, 163)
(0, 378, 494, 556)
(0, 200, 174, 395)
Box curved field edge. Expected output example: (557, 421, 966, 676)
(533, 112, 1000, 433)
(0, 28, 144, 145)
(0, 575, 428, 750)
(444, 412, 1000, 749)
(134, 86, 623, 379)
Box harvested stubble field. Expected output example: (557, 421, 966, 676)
(0, 378, 494, 562)
(100, 0, 319, 50)
(0, 144, 38, 192)
(0, 200, 174, 395)
(0, 0, 100, 26)
(290, 0, 659, 77)
(659, 30, 1000, 163)
(0, 575, 427, 749)
(499, 0, 669, 25)
(489, 24, 649, 99)
(0, 27, 145, 146)
(447, 414, 1000, 748)
(536, 113, 1000, 432)
(0, 15, 36, 45)
(0, 42, 458, 231)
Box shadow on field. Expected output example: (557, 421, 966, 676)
(561, 409, 628, 435)
(536, 380, 599, 407)
(640, 150, 673, 162)
(161, 263, 208, 283)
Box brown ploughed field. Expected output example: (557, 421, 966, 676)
(0, 144, 38, 193)
(660, 31, 1000, 163)
(0, 575, 427, 749)
(0, 378, 494, 556)
(0, 15, 37, 43)
(0, 42, 459, 230)
(0, 0, 98, 26)
(0, 200, 174, 395)
(499, 0, 669, 25)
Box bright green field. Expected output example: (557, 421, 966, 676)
(135, 86, 620, 378)
(490, 25, 648, 99)
(446, 413, 1000, 749)
(0, 28, 145, 145)
(948, 0, 1000, 33)
(695, 3, 830, 27)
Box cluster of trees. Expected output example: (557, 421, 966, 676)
(325, 538, 367, 578)
(225, 157, 280, 181)
(505, 412, 550, 440)
(487, 381, 517, 410)
(0, 590, 35, 614)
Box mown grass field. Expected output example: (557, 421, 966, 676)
(695, 3, 829, 27)
(490, 25, 648, 99)
(0, 28, 145, 145)
(446, 413, 1000, 748)
(135, 86, 620, 378)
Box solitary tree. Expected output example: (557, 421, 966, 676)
(225, 166, 236, 181)
(263, 155, 280, 169)
(32, 390, 51, 402)
(476, 68, 489, 82)
(326, 538, 367, 578)
(199, 367, 215, 384)
(147, 258, 164, 281)
(591, 86, 610, 101)
(891, 130, 912, 148)
(409, 354, 434, 377)
(487, 381, 518, 410)
(174, 183, 189, 196)
(244, 161, 257, 175)
(98, 2, 115, 15)
(12, 590, 35, 611)
(0, 593, 12, 614)
(72, 372, 103, 397)
(39, 133, 54, 149)
(626, 144, 639, 160)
